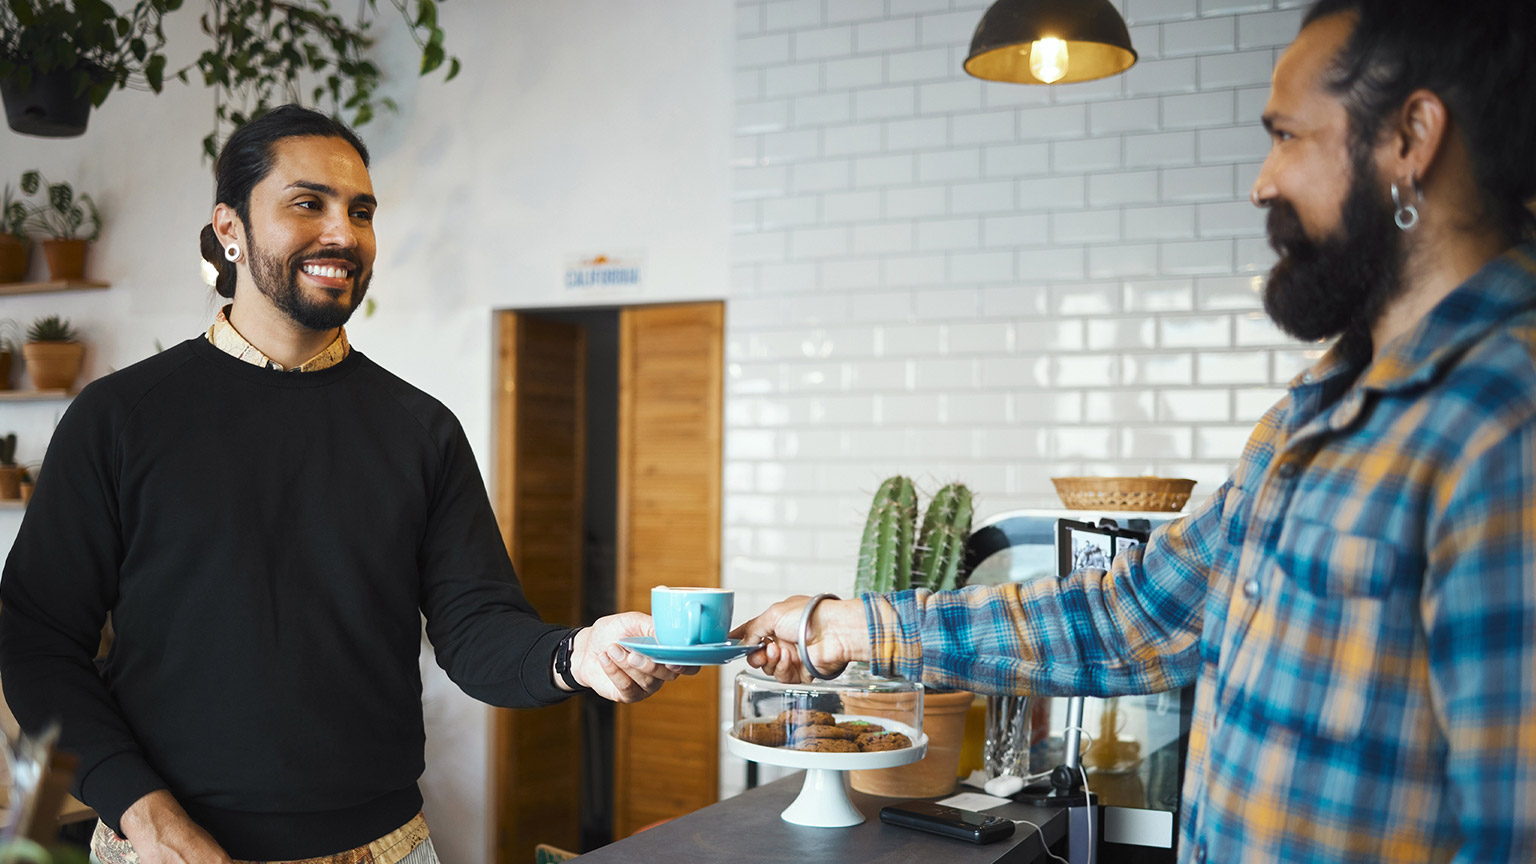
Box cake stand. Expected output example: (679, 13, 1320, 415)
(725, 714, 928, 828)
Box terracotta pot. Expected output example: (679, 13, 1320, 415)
(23, 341, 84, 391)
(41, 239, 88, 281)
(845, 688, 975, 798)
(0, 466, 23, 500)
(0, 235, 27, 283)
(18, 480, 33, 505)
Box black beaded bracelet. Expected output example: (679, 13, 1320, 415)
(555, 627, 587, 691)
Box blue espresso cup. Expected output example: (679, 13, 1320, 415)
(652, 586, 733, 646)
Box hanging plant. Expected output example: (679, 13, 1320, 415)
(183, 0, 460, 159)
(0, 0, 179, 135)
(0, 0, 458, 146)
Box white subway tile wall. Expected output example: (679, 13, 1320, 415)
(724, 0, 1309, 795)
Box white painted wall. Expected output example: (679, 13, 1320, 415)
(2, 0, 1322, 857)
(0, 3, 732, 863)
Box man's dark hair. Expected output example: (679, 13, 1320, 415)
(1303, 0, 1536, 244)
(199, 104, 371, 298)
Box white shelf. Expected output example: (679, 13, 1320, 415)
(0, 389, 72, 401)
(0, 279, 109, 297)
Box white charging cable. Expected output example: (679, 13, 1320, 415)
(1009, 725, 1096, 864)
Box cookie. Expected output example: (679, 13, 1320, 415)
(794, 737, 860, 753)
(791, 724, 859, 742)
(777, 709, 836, 727)
(857, 731, 912, 752)
(836, 720, 885, 734)
(737, 721, 787, 747)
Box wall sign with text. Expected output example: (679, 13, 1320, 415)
(564, 252, 645, 291)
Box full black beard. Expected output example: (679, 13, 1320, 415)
(247, 236, 372, 332)
(1261, 148, 1405, 366)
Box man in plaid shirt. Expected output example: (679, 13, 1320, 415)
(739, 1, 1536, 861)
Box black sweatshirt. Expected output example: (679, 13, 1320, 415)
(0, 337, 568, 859)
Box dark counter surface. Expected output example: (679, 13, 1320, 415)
(576, 773, 1069, 864)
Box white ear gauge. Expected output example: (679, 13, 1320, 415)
(1391, 181, 1421, 231)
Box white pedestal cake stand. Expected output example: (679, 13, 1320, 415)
(725, 715, 928, 828)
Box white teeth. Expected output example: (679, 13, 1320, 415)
(302, 264, 348, 279)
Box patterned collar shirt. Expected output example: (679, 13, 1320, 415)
(866, 243, 1536, 863)
(205, 305, 349, 372)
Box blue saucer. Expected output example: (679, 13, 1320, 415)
(617, 636, 766, 665)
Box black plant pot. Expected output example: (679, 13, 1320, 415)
(1, 69, 92, 137)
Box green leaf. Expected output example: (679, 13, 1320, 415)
(414, 0, 437, 29)
(445, 56, 460, 82)
(146, 54, 166, 92)
(420, 41, 444, 75)
(131, 37, 147, 61)
(49, 183, 72, 214)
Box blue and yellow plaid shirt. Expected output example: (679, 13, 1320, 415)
(867, 243, 1536, 863)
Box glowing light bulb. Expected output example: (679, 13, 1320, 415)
(1029, 37, 1069, 84)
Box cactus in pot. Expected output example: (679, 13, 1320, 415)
(854, 476, 975, 596)
(846, 475, 978, 798)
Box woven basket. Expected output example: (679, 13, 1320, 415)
(1051, 476, 1196, 512)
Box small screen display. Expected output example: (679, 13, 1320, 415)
(1056, 518, 1150, 578)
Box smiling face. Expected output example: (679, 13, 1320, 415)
(240, 135, 377, 332)
(1253, 13, 1359, 240)
(1251, 12, 1406, 360)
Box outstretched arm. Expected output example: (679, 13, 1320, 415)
(737, 479, 1235, 696)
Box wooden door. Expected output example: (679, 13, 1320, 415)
(491, 313, 586, 864)
(612, 302, 725, 837)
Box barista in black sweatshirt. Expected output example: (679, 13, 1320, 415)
(0, 106, 685, 864)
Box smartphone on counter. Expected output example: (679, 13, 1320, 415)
(879, 801, 1016, 845)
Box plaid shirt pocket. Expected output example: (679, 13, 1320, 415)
(1225, 521, 1407, 742)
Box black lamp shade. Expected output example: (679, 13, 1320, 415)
(964, 0, 1138, 85)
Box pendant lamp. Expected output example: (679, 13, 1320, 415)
(964, 0, 1138, 85)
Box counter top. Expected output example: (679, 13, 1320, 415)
(575, 773, 1069, 864)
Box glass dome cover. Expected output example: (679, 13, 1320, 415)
(732, 664, 924, 755)
(728, 666, 930, 827)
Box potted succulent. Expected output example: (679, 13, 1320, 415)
(0, 318, 23, 390)
(0, 433, 22, 499)
(17, 464, 36, 504)
(19, 172, 98, 282)
(842, 477, 977, 798)
(0, 186, 28, 282)
(22, 315, 83, 392)
(0, 0, 178, 137)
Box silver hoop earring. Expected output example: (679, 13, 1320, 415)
(1391, 182, 1420, 231)
(224, 243, 241, 262)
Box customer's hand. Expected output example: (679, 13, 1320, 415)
(120, 789, 233, 864)
(572, 612, 698, 702)
(731, 595, 868, 684)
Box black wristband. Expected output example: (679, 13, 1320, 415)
(555, 627, 587, 691)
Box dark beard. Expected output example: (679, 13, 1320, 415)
(1261, 148, 1405, 366)
(247, 237, 371, 332)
